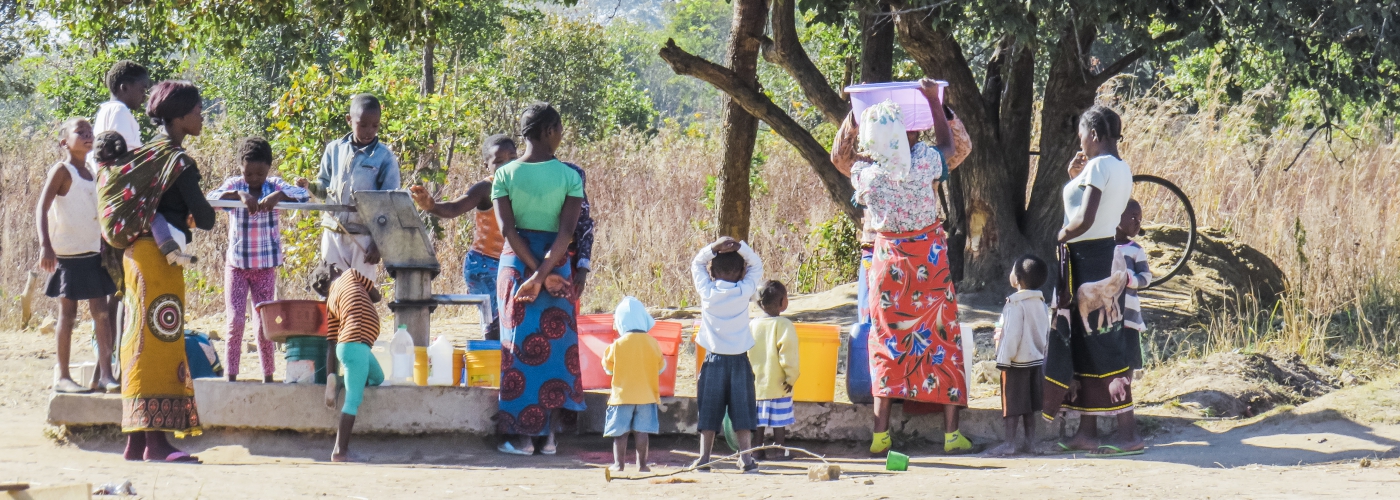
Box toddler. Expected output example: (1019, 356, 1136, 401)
(37, 118, 117, 393)
(748, 280, 799, 461)
(602, 296, 666, 472)
(691, 236, 764, 472)
(207, 137, 309, 382)
(988, 254, 1050, 456)
(1115, 200, 1152, 369)
(92, 131, 193, 266)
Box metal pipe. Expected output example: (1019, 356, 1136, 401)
(207, 199, 356, 212)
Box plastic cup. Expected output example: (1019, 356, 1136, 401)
(886, 450, 909, 471)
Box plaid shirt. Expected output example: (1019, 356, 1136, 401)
(207, 176, 309, 269)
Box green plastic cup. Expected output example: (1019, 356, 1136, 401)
(886, 450, 909, 471)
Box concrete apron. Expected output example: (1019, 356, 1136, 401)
(49, 380, 1114, 443)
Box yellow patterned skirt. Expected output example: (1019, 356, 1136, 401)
(119, 237, 201, 436)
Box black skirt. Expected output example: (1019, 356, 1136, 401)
(45, 253, 117, 301)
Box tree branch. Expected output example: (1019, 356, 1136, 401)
(890, 1, 986, 128)
(1089, 28, 1189, 87)
(761, 0, 849, 126)
(661, 39, 861, 223)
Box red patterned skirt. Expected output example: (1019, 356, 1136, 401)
(867, 224, 967, 407)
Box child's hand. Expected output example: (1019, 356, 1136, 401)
(993, 327, 1003, 345)
(783, 383, 793, 395)
(238, 191, 260, 213)
(257, 192, 285, 212)
(1068, 151, 1087, 178)
(408, 185, 435, 211)
(364, 242, 381, 265)
(39, 245, 57, 274)
(324, 374, 339, 409)
(295, 177, 311, 189)
(712, 236, 740, 254)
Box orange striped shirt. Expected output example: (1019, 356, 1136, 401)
(326, 269, 380, 346)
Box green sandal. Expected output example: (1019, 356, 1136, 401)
(1087, 445, 1145, 458)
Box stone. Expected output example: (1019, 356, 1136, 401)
(807, 464, 841, 481)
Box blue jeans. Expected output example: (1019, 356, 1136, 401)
(463, 250, 501, 340)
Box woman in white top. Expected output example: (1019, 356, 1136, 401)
(1043, 105, 1146, 457)
(36, 118, 118, 393)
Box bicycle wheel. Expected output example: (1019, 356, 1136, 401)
(1132, 175, 1197, 288)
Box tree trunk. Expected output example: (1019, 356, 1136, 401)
(859, 2, 895, 83)
(715, 0, 770, 240)
(1024, 24, 1100, 255)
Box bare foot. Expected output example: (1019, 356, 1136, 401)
(54, 378, 87, 393)
(1059, 435, 1098, 452)
(263, 375, 274, 383)
(331, 451, 350, 463)
(227, 374, 237, 382)
(638, 463, 651, 473)
(985, 441, 1018, 457)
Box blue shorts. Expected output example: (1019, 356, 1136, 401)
(697, 353, 757, 432)
(604, 403, 660, 437)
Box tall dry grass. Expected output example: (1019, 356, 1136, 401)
(1116, 87, 1400, 361)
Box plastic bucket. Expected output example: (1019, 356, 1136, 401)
(793, 323, 840, 403)
(464, 342, 501, 388)
(284, 335, 328, 384)
(845, 81, 946, 132)
(579, 314, 683, 397)
(886, 450, 909, 471)
(452, 348, 465, 386)
(845, 322, 874, 404)
(413, 346, 429, 386)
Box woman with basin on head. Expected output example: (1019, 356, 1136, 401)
(829, 79, 973, 456)
(97, 80, 216, 463)
(492, 102, 587, 456)
(1043, 105, 1145, 457)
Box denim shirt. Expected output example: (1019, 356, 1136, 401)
(310, 134, 401, 231)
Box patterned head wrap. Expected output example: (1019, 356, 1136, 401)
(858, 99, 912, 181)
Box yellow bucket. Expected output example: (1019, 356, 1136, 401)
(452, 348, 466, 386)
(413, 346, 429, 386)
(792, 323, 840, 403)
(464, 349, 502, 388)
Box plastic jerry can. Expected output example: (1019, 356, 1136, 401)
(388, 325, 416, 385)
(427, 336, 455, 386)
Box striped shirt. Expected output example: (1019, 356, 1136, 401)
(207, 177, 309, 269)
(327, 269, 380, 346)
(1118, 241, 1153, 331)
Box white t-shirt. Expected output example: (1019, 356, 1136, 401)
(1062, 155, 1133, 242)
(93, 101, 143, 149)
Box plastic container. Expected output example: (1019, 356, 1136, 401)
(284, 335, 328, 384)
(387, 325, 416, 386)
(792, 323, 841, 403)
(886, 450, 910, 471)
(846, 322, 874, 404)
(414, 347, 430, 386)
(578, 314, 683, 397)
(371, 339, 393, 386)
(845, 81, 947, 132)
(452, 348, 465, 386)
(256, 300, 328, 343)
(464, 340, 502, 388)
(427, 336, 454, 386)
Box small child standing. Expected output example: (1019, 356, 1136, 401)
(207, 137, 310, 382)
(37, 118, 118, 393)
(1115, 200, 1152, 369)
(748, 280, 799, 461)
(691, 236, 764, 472)
(602, 296, 666, 472)
(988, 254, 1050, 456)
(316, 261, 385, 463)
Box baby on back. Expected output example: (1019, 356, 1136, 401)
(93, 131, 195, 266)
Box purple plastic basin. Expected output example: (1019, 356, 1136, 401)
(845, 81, 947, 131)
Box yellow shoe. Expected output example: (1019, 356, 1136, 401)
(870, 431, 892, 454)
(944, 430, 972, 453)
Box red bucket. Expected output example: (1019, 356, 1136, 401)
(577, 314, 682, 397)
(256, 300, 328, 343)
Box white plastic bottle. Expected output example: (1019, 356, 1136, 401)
(388, 326, 416, 385)
(426, 336, 455, 386)
(371, 339, 393, 387)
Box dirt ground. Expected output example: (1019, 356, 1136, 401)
(6, 327, 1400, 498)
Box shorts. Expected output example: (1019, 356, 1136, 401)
(696, 353, 757, 432)
(45, 253, 117, 301)
(1000, 365, 1044, 418)
(756, 396, 795, 428)
(605, 403, 659, 437)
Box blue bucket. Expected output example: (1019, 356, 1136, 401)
(846, 323, 874, 404)
(467, 340, 501, 351)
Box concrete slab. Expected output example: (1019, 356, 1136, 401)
(49, 379, 1115, 442)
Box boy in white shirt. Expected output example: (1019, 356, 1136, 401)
(690, 236, 763, 473)
(93, 61, 151, 151)
(988, 254, 1050, 456)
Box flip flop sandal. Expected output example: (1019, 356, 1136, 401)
(153, 452, 201, 464)
(54, 379, 88, 394)
(496, 441, 533, 456)
(1054, 442, 1090, 455)
(741, 461, 761, 474)
(541, 443, 558, 455)
(1087, 445, 1145, 458)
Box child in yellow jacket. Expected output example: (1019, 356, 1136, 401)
(603, 296, 665, 472)
(748, 281, 799, 460)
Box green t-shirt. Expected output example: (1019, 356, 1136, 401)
(490, 159, 585, 233)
